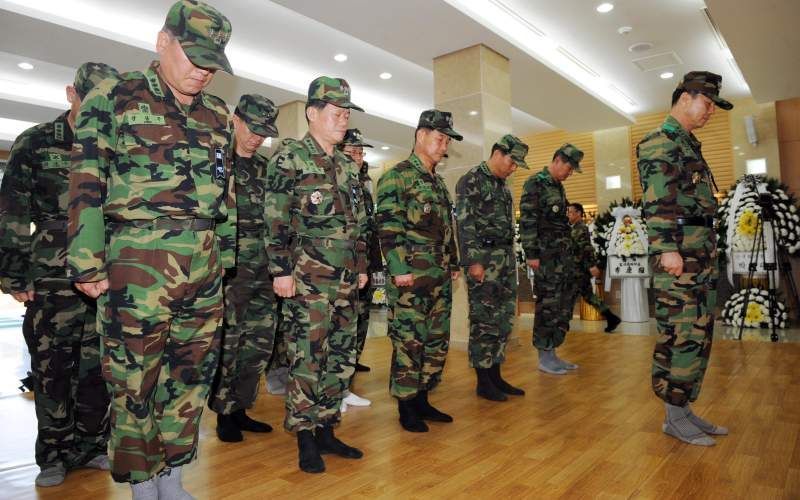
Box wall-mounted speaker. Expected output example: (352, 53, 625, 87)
(744, 115, 758, 146)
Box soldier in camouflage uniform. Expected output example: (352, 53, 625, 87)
(520, 144, 583, 375)
(66, 1, 236, 496)
(208, 94, 279, 442)
(264, 76, 369, 473)
(638, 71, 732, 446)
(456, 134, 528, 402)
(376, 109, 462, 433)
(565, 202, 621, 333)
(338, 128, 383, 412)
(0, 62, 118, 488)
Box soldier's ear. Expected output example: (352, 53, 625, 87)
(306, 106, 318, 124)
(156, 30, 171, 56)
(65, 85, 79, 106)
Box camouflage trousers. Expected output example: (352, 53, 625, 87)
(283, 243, 358, 433)
(97, 226, 223, 483)
(355, 278, 372, 364)
(208, 263, 276, 415)
(22, 281, 108, 469)
(269, 307, 289, 371)
(651, 254, 717, 406)
(533, 258, 577, 350)
(386, 263, 451, 400)
(466, 249, 517, 368)
(575, 276, 610, 315)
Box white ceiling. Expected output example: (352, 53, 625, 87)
(0, 0, 784, 155)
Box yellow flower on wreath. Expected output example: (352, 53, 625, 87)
(744, 302, 764, 324)
(737, 209, 761, 237)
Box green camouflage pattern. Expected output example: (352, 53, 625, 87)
(164, 0, 233, 74)
(376, 153, 458, 399)
(341, 128, 373, 148)
(73, 62, 119, 99)
(22, 288, 108, 469)
(520, 167, 576, 349)
(495, 134, 529, 169)
(570, 221, 609, 314)
(235, 94, 279, 138)
(209, 152, 276, 414)
(263, 133, 368, 432)
(0, 112, 75, 293)
(66, 61, 234, 483)
(677, 71, 733, 110)
(456, 163, 517, 368)
(354, 161, 381, 365)
(638, 114, 719, 406)
(417, 109, 463, 141)
(307, 76, 363, 111)
(555, 143, 583, 172)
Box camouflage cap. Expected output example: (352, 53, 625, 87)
(495, 134, 529, 169)
(677, 71, 733, 110)
(307, 76, 363, 112)
(555, 143, 583, 172)
(235, 94, 279, 138)
(341, 128, 373, 148)
(73, 62, 119, 99)
(164, 0, 233, 74)
(418, 109, 463, 141)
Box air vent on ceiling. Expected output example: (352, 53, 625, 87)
(628, 42, 654, 53)
(557, 47, 600, 78)
(632, 51, 683, 72)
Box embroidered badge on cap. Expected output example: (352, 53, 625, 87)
(692, 171, 702, 185)
(552, 205, 560, 212)
(310, 191, 323, 205)
(423, 202, 432, 214)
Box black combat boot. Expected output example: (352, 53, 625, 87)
(315, 425, 363, 458)
(398, 398, 428, 432)
(355, 363, 371, 372)
(414, 390, 453, 422)
(231, 409, 272, 433)
(216, 412, 243, 442)
(475, 368, 507, 401)
(603, 310, 621, 333)
(488, 364, 525, 396)
(297, 430, 325, 473)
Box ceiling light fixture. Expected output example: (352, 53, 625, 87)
(660, 72, 674, 79)
(596, 3, 614, 13)
(333, 53, 348, 62)
(0, 117, 37, 142)
(442, 0, 636, 117)
(17, 62, 34, 70)
(379, 72, 392, 80)
(468, 110, 479, 116)
(381, 146, 390, 150)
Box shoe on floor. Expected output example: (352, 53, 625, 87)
(343, 391, 371, 406)
(35, 464, 66, 487)
(355, 363, 371, 372)
(232, 409, 272, 433)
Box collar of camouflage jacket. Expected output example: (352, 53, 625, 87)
(145, 61, 217, 112)
(54, 111, 74, 145)
(662, 115, 701, 150)
(537, 165, 558, 185)
(479, 161, 506, 185)
(408, 152, 439, 178)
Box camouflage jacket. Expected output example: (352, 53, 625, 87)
(0, 111, 74, 292)
(263, 133, 368, 277)
(359, 162, 383, 274)
(637, 115, 716, 255)
(455, 162, 514, 267)
(519, 166, 570, 260)
(570, 220, 597, 275)
(375, 153, 459, 275)
(66, 61, 236, 282)
(233, 150, 268, 266)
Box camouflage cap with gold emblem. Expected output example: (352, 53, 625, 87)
(164, 0, 233, 74)
(341, 128, 373, 148)
(677, 71, 733, 110)
(73, 62, 119, 100)
(235, 94, 279, 138)
(495, 134, 529, 169)
(417, 109, 463, 141)
(307, 76, 364, 112)
(555, 143, 583, 172)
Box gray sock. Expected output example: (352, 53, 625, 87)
(35, 463, 66, 487)
(663, 403, 715, 446)
(687, 404, 729, 435)
(537, 349, 567, 375)
(553, 350, 578, 370)
(82, 454, 111, 470)
(157, 466, 194, 500)
(131, 478, 159, 500)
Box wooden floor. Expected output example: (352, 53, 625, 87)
(1, 327, 799, 499)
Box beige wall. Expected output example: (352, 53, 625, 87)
(777, 97, 800, 197)
(729, 98, 781, 180)
(592, 127, 632, 214)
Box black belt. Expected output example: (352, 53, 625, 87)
(676, 216, 714, 228)
(112, 217, 216, 231)
(238, 224, 263, 234)
(36, 220, 67, 231)
(299, 236, 359, 249)
(481, 238, 513, 247)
